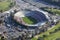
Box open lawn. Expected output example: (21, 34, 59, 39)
(0, 0, 15, 12)
(45, 8, 60, 15)
(41, 8, 60, 15)
(0, 1, 10, 11)
(32, 22, 60, 40)
(22, 16, 37, 24)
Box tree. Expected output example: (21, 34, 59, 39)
(14, 9, 17, 13)
(56, 38, 60, 40)
(42, 0, 60, 6)
(1, 36, 5, 40)
(0, 10, 3, 13)
(43, 34, 47, 37)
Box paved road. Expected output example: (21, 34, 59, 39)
(22, 0, 60, 8)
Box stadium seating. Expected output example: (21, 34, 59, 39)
(27, 11, 48, 22)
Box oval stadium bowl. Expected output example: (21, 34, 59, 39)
(13, 10, 48, 27)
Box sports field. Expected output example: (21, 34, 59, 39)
(32, 22, 60, 40)
(22, 16, 37, 24)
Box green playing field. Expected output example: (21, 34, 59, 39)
(22, 16, 38, 24)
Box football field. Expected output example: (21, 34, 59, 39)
(22, 16, 37, 24)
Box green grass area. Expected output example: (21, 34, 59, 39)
(45, 8, 60, 15)
(22, 16, 37, 24)
(44, 31, 60, 40)
(0, 0, 15, 12)
(41, 8, 60, 15)
(32, 23, 60, 40)
(0, 1, 10, 11)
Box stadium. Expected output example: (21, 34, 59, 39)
(13, 10, 49, 27)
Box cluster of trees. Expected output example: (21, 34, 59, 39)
(37, 27, 60, 40)
(56, 38, 60, 40)
(40, 7, 60, 15)
(42, 0, 60, 6)
(0, 34, 6, 40)
(0, 0, 16, 13)
(9, 1, 16, 8)
(37, 34, 48, 40)
(49, 27, 60, 34)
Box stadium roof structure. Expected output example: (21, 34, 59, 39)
(13, 10, 49, 27)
